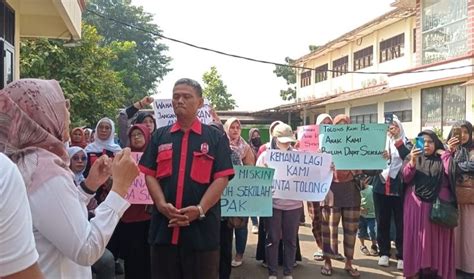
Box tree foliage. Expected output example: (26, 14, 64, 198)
(202, 66, 236, 111)
(84, 0, 172, 102)
(274, 57, 297, 101)
(20, 24, 128, 126)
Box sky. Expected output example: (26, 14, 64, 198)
(131, 0, 395, 111)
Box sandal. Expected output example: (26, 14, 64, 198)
(313, 251, 324, 261)
(321, 266, 333, 276)
(345, 267, 360, 278)
(360, 245, 370, 256)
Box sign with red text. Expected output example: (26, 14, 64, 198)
(125, 152, 153, 204)
(296, 125, 319, 152)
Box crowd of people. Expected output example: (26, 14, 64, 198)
(0, 77, 473, 279)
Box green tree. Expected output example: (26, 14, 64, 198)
(274, 57, 297, 101)
(202, 66, 236, 111)
(20, 24, 129, 126)
(84, 0, 172, 102)
(309, 45, 321, 52)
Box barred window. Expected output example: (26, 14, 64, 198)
(353, 46, 373, 71)
(332, 56, 348, 78)
(315, 64, 328, 83)
(380, 33, 405, 63)
(300, 71, 312, 87)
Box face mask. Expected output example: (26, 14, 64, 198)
(251, 137, 262, 147)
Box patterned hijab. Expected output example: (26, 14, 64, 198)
(85, 117, 122, 154)
(224, 117, 248, 159)
(0, 79, 72, 190)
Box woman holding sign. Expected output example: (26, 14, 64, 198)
(223, 118, 255, 268)
(309, 113, 333, 262)
(107, 124, 152, 279)
(320, 114, 361, 278)
(257, 123, 301, 279)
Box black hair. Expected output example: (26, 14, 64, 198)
(133, 112, 156, 131)
(173, 78, 203, 97)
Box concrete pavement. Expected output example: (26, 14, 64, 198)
(229, 222, 403, 279)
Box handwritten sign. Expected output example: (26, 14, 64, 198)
(153, 99, 212, 128)
(264, 150, 333, 202)
(221, 166, 274, 217)
(296, 125, 319, 152)
(125, 152, 153, 204)
(320, 123, 387, 170)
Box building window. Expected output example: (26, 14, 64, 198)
(350, 104, 378, 124)
(315, 64, 328, 83)
(0, 1, 15, 89)
(353, 46, 373, 71)
(421, 83, 466, 133)
(379, 33, 405, 63)
(422, 0, 467, 64)
(329, 108, 345, 119)
(300, 71, 311, 87)
(332, 56, 348, 78)
(384, 99, 413, 122)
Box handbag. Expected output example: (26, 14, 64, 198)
(456, 174, 474, 204)
(430, 197, 458, 228)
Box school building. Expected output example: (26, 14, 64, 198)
(0, 0, 85, 89)
(290, 0, 474, 138)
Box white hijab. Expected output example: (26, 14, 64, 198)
(381, 116, 409, 180)
(316, 113, 333, 125)
(84, 117, 122, 154)
(67, 146, 87, 185)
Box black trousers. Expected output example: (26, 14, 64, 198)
(219, 220, 233, 279)
(150, 244, 219, 279)
(107, 220, 151, 279)
(373, 192, 403, 259)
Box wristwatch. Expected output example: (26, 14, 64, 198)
(196, 204, 205, 220)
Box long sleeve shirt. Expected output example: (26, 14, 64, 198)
(28, 175, 130, 278)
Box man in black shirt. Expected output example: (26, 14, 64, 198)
(139, 78, 234, 279)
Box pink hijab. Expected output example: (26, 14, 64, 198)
(0, 79, 72, 190)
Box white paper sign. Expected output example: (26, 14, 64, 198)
(153, 99, 212, 128)
(264, 150, 333, 202)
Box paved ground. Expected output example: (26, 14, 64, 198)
(114, 207, 465, 278)
(228, 221, 403, 279)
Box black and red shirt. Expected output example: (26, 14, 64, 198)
(139, 118, 234, 251)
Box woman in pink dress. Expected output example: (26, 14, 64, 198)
(402, 130, 456, 279)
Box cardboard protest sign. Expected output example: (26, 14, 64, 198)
(221, 166, 274, 217)
(296, 125, 319, 152)
(124, 152, 153, 204)
(264, 150, 333, 202)
(153, 99, 212, 128)
(319, 123, 387, 170)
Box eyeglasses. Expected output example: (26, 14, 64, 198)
(131, 133, 144, 138)
(72, 156, 87, 162)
